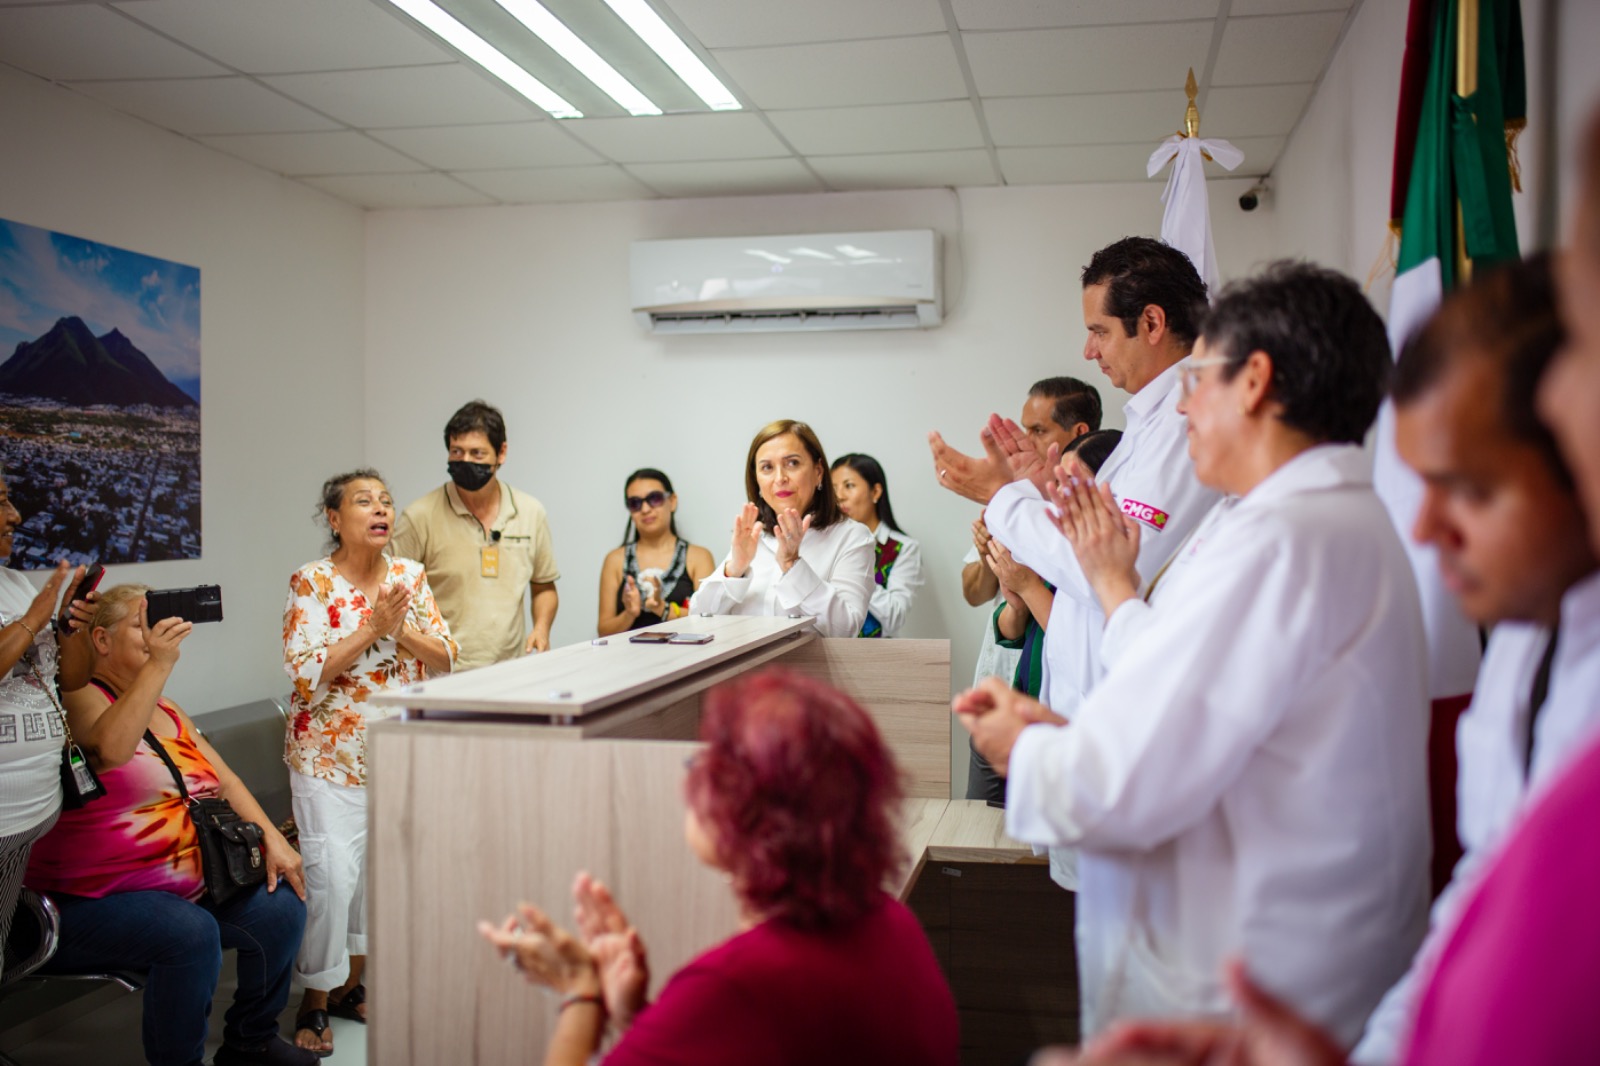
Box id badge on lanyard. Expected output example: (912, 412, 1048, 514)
(481, 544, 499, 578)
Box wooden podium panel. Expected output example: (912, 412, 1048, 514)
(369, 729, 1052, 1066)
(367, 731, 739, 1066)
(364, 625, 1057, 1066)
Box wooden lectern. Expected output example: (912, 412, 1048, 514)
(367, 616, 1074, 1066)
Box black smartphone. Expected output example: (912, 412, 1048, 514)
(57, 563, 106, 630)
(628, 631, 673, 644)
(145, 585, 224, 625)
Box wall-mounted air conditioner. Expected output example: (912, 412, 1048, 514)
(630, 229, 941, 334)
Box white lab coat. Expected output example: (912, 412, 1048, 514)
(1351, 568, 1600, 1064)
(986, 357, 1219, 888)
(864, 523, 923, 637)
(1005, 444, 1432, 1045)
(985, 357, 1220, 719)
(690, 517, 874, 638)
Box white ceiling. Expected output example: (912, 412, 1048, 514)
(0, 0, 1357, 209)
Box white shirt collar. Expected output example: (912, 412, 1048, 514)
(1123, 356, 1189, 427)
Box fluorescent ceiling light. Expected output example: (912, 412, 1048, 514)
(383, 0, 581, 117)
(600, 0, 741, 111)
(494, 0, 662, 116)
(745, 250, 791, 264)
(788, 247, 835, 260)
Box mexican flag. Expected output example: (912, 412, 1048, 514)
(1371, 0, 1525, 894)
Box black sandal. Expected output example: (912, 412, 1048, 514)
(326, 983, 367, 1025)
(292, 1009, 334, 1059)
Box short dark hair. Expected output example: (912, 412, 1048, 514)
(444, 400, 506, 454)
(744, 420, 841, 530)
(621, 467, 680, 545)
(1030, 376, 1103, 433)
(1200, 261, 1390, 445)
(1393, 254, 1571, 486)
(830, 453, 904, 534)
(1081, 237, 1209, 347)
(1065, 428, 1122, 474)
(317, 468, 385, 549)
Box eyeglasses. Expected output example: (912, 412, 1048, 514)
(626, 490, 668, 512)
(1179, 356, 1233, 400)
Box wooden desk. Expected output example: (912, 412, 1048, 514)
(366, 622, 1076, 1066)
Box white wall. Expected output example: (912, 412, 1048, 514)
(1274, 0, 1600, 293)
(363, 178, 1275, 788)
(0, 65, 366, 715)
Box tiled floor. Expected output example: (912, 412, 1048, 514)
(3, 963, 368, 1066)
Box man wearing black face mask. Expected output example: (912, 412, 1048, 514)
(392, 400, 560, 669)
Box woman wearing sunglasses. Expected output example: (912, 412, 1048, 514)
(596, 469, 716, 636)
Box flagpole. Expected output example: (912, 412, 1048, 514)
(1454, 0, 1480, 284)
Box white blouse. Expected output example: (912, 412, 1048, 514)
(689, 518, 875, 638)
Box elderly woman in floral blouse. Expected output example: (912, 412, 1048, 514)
(282, 468, 455, 1056)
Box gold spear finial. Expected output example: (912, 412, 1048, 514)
(1183, 68, 1200, 138)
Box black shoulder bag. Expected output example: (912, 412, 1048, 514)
(144, 729, 267, 906)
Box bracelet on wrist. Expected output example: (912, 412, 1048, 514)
(559, 993, 604, 1014)
(16, 619, 38, 639)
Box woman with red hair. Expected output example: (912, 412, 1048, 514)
(479, 670, 958, 1066)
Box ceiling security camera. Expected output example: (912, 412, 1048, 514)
(1240, 178, 1269, 212)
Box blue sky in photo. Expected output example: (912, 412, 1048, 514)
(0, 217, 200, 400)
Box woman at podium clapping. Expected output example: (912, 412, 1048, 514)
(479, 670, 959, 1065)
(687, 420, 874, 638)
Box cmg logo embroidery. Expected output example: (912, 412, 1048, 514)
(1120, 498, 1171, 531)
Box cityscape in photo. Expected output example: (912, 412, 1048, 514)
(0, 218, 201, 568)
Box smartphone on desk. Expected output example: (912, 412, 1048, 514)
(628, 631, 714, 645)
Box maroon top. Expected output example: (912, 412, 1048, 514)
(604, 895, 957, 1066)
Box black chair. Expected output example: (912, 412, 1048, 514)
(0, 890, 143, 1066)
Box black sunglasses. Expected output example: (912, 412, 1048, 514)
(626, 491, 669, 512)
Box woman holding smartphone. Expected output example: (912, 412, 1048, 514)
(689, 421, 874, 638)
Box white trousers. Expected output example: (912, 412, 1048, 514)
(290, 771, 368, 990)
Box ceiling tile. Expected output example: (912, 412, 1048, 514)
(624, 158, 823, 198)
(260, 65, 540, 128)
(711, 36, 968, 110)
(69, 77, 342, 135)
(952, 0, 1219, 30)
(984, 91, 1184, 148)
(964, 22, 1212, 96)
(113, 0, 451, 74)
(1211, 12, 1346, 86)
(0, 6, 226, 81)
(1200, 84, 1313, 138)
(197, 130, 426, 176)
(997, 143, 1160, 184)
(809, 149, 997, 190)
(767, 101, 984, 155)
(454, 165, 656, 203)
(1230, 0, 1350, 14)
(300, 172, 495, 209)
(370, 122, 601, 170)
(665, 0, 947, 48)
(563, 112, 791, 163)
(997, 135, 1283, 185)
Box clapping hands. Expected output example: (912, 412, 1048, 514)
(726, 503, 764, 579)
(573, 872, 649, 1030)
(365, 581, 411, 640)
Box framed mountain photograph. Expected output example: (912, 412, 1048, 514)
(0, 217, 201, 567)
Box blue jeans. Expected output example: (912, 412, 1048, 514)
(42, 884, 307, 1066)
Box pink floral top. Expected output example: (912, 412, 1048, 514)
(282, 556, 455, 788)
(26, 701, 217, 901)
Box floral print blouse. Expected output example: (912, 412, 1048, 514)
(282, 556, 455, 787)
